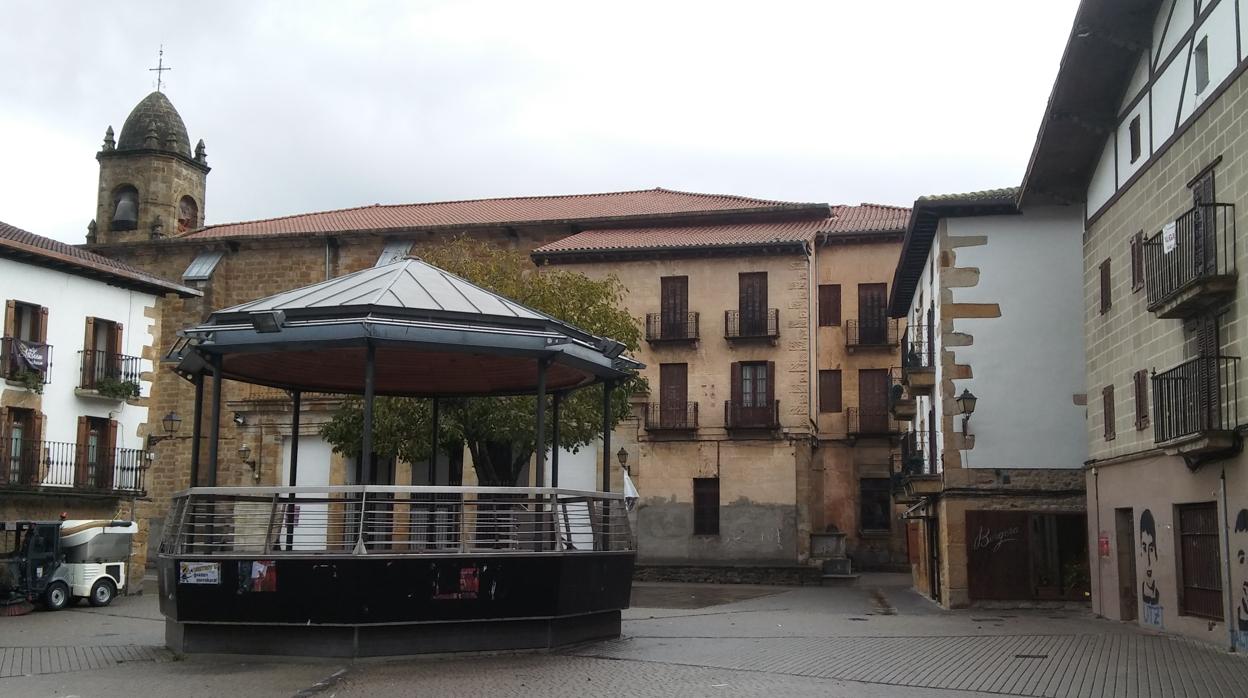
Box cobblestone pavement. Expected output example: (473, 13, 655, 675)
(3, 576, 1248, 697)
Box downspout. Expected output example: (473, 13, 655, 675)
(1093, 466, 1102, 618)
(1222, 466, 1236, 652)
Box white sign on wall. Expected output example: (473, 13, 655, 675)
(1162, 222, 1177, 254)
(178, 561, 220, 585)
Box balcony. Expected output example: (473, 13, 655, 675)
(1152, 355, 1240, 461)
(846, 318, 899, 350)
(901, 326, 935, 395)
(724, 399, 779, 430)
(887, 367, 915, 421)
(644, 402, 698, 431)
(1, 336, 52, 390)
(77, 349, 142, 401)
(847, 407, 902, 437)
(724, 309, 779, 344)
(1, 440, 146, 495)
(891, 430, 941, 501)
(1144, 204, 1237, 319)
(645, 312, 699, 345)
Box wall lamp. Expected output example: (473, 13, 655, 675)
(146, 411, 183, 448)
(956, 389, 978, 432)
(249, 309, 286, 333)
(616, 446, 629, 472)
(238, 443, 260, 481)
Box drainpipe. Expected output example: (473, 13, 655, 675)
(1222, 466, 1236, 652)
(1093, 466, 1102, 618)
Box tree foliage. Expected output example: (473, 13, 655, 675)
(319, 236, 643, 485)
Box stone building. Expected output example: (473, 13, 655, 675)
(1, 220, 197, 589)
(532, 204, 911, 571)
(1020, 0, 1248, 649)
(887, 189, 1088, 608)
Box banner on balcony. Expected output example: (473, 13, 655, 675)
(1162, 221, 1177, 254)
(12, 339, 48, 373)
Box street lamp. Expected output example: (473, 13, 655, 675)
(239, 442, 259, 481)
(956, 389, 978, 432)
(616, 446, 629, 472)
(146, 411, 182, 448)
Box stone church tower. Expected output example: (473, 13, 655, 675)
(91, 91, 210, 244)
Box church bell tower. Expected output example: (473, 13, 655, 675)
(91, 88, 210, 245)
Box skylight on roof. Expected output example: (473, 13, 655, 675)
(183, 250, 225, 281)
(376, 240, 413, 266)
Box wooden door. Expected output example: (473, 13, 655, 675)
(659, 364, 688, 428)
(858, 369, 889, 432)
(1192, 170, 1215, 274)
(967, 510, 1032, 600)
(738, 273, 767, 336)
(1115, 508, 1138, 620)
(858, 283, 887, 344)
(660, 277, 688, 339)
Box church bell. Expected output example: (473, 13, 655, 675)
(111, 190, 138, 231)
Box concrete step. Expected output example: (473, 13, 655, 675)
(820, 573, 860, 586)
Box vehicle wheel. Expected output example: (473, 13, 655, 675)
(88, 578, 116, 607)
(44, 582, 70, 611)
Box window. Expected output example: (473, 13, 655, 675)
(818, 284, 841, 326)
(1134, 369, 1150, 430)
(738, 272, 768, 335)
(81, 318, 123, 390)
(183, 250, 226, 282)
(692, 478, 720, 535)
(1177, 502, 1222, 619)
(75, 415, 116, 490)
(1099, 258, 1112, 314)
(2, 407, 37, 486)
(1194, 37, 1210, 94)
(2, 300, 48, 381)
(818, 370, 842, 413)
(1103, 384, 1116, 440)
(375, 240, 413, 266)
(739, 362, 768, 408)
(657, 363, 689, 428)
(660, 276, 690, 337)
(857, 283, 888, 342)
(1128, 116, 1141, 164)
(1130, 232, 1144, 292)
(859, 478, 891, 531)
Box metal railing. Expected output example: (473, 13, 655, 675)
(644, 401, 698, 430)
(1, 337, 52, 385)
(157, 486, 633, 556)
(78, 350, 142, 391)
(1152, 355, 1240, 443)
(724, 309, 779, 340)
(896, 430, 932, 475)
(239, 385, 345, 402)
(846, 318, 899, 347)
(901, 326, 935, 371)
(888, 367, 910, 405)
(847, 407, 901, 436)
(645, 312, 699, 342)
(0, 440, 146, 493)
(1144, 203, 1237, 311)
(724, 399, 779, 429)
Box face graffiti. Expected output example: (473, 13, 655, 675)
(1140, 509, 1160, 609)
(1235, 509, 1248, 634)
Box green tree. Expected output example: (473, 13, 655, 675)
(319, 236, 642, 485)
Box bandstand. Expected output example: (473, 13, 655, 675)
(156, 258, 640, 657)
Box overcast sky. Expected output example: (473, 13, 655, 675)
(0, 1, 1080, 244)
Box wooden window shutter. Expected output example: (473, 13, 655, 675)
(3, 300, 14, 339)
(100, 419, 119, 490)
(730, 362, 742, 404)
(1103, 385, 1116, 440)
(112, 322, 124, 354)
(0, 409, 10, 486)
(819, 370, 842, 413)
(818, 284, 841, 326)
(1099, 259, 1111, 314)
(74, 415, 89, 488)
(1130, 232, 1144, 292)
(765, 361, 776, 407)
(83, 317, 96, 352)
(1134, 369, 1150, 429)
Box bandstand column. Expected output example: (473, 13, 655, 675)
(207, 354, 223, 486)
(289, 390, 302, 486)
(428, 397, 439, 485)
(360, 342, 376, 485)
(601, 380, 613, 493)
(551, 392, 562, 487)
(534, 358, 549, 487)
(189, 372, 204, 487)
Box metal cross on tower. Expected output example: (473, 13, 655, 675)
(149, 46, 171, 92)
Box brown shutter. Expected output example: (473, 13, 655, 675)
(1099, 259, 1111, 314)
(111, 322, 125, 380)
(818, 285, 841, 326)
(1134, 369, 1150, 429)
(3, 300, 14, 339)
(32, 411, 45, 484)
(819, 370, 842, 413)
(37, 306, 49, 344)
(82, 317, 96, 388)
(1130, 233, 1144, 292)
(730, 362, 742, 404)
(0, 408, 10, 486)
(765, 361, 776, 407)
(100, 419, 119, 490)
(1103, 385, 1115, 441)
(74, 416, 89, 488)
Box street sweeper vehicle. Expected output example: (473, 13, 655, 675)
(0, 519, 137, 614)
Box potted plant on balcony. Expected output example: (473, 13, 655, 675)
(94, 375, 140, 400)
(13, 369, 43, 394)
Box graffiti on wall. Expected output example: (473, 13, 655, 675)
(1140, 509, 1163, 628)
(1235, 509, 1248, 650)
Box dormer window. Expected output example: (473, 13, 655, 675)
(111, 186, 139, 232)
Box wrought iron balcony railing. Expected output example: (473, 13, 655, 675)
(901, 326, 935, 371)
(1, 336, 53, 385)
(0, 440, 146, 494)
(1144, 203, 1237, 316)
(645, 312, 699, 343)
(644, 401, 698, 430)
(1152, 355, 1240, 444)
(897, 430, 932, 475)
(724, 309, 779, 341)
(847, 407, 902, 436)
(724, 399, 780, 429)
(78, 349, 142, 392)
(846, 318, 899, 348)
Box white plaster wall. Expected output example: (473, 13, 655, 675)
(1117, 99, 1152, 182)
(1088, 140, 1117, 214)
(0, 257, 157, 449)
(946, 208, 1087, 469)
(280, 435, 333, 550)
(1152, 50, 1188, 145)
(905, 229, 943, 473)
(1184, 1, 1239, 119)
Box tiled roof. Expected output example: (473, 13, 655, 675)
(824, 203, 910, 234)
(0, 221, 198, 297)
(532, 218, 832, 257)
(182, 188, 818, 240)
(916, 187, 1021, 205)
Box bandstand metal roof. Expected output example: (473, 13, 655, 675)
(171, 257, 641, 396)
